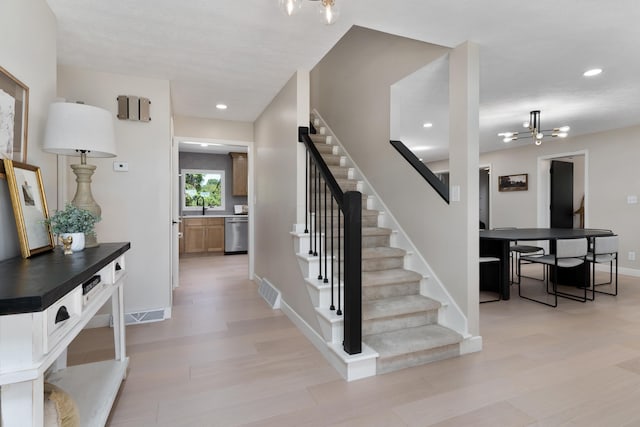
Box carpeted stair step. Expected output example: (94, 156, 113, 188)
(310, 209, 379, 229)
(312, 142, 336, 155)
(326, 227, 390, 248)
(362, 268, 422, 300)
(309, 133, 329, 143)
(327, 165, 350, 179)
(309, 193, 369, 211)
(311, 177, 359, 192)
(362, 247, 406, 271)
(362, 294, 440, 335)
(319, 153, 343, 166)
(362, 227, 392, 248)
(364, 324, 463, 374)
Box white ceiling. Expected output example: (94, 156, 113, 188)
(47, 0, 640, 157)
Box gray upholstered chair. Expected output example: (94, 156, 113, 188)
(587, 235, 618, 296)
(518, 238, 588, 307)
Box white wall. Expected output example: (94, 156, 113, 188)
(253, 72, 320, 332)
(311, 27, 480, 333)
(173, 115, 253, 142)
(456, 125, 640, 273)
(57, 65, 173, 314)
(0, 0, 57, 261)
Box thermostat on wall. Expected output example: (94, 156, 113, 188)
(113, 161, 129, 172)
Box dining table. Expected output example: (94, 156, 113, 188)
(479, 228, 614, 300)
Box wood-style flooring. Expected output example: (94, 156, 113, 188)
(67, 255, 640, 426)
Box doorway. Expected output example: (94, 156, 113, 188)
(537, 150, 588, 230)
(171, 137, 254, 290)
(479, 166, 491, 229)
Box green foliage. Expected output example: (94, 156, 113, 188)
(184, 173, 222, 208)
(44, 203, 101, 236)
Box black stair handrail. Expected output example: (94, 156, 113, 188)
(390, 140, 450, 204)
(299, 126, 362, 355)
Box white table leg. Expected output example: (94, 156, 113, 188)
(1, 377, 44, 427)
(111, 283, 126, 366)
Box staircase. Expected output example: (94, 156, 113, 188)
(292, 112, 466, 379)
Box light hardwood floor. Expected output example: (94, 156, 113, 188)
(68, 256, 640, 426)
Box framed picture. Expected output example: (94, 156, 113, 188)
(1, 159, 54, 258)
(0, 66, 29, 170)
(498, 173, 528, 192)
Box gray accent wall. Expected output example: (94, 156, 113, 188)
(179, 152, 248, 216)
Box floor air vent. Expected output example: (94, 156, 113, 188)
(110, 309, 165, 326)
(259, 278, 281, 309)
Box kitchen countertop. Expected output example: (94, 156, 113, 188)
(181, 214, 248, 218)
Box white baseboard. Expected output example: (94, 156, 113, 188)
(280, 299, 377, 381)
(460, 335, 483, 355)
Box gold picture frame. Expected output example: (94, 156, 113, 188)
(0, 66, 29, 171)
(1, 159, 54, 258)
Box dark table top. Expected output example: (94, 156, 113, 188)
(0, 242, 130, 315)
(479, 228, 613, 241)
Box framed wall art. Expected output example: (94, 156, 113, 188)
(498, 173, 528, 192)
(1, 159, 54, 258)
(0, 66, 29, 172)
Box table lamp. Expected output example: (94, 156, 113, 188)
(43, 102, 117, 247)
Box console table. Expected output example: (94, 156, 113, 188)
(0, 242, 130, 427)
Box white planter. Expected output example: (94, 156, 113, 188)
(61, 233, 85, 252)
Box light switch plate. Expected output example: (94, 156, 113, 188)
(627, 195, 638, 204)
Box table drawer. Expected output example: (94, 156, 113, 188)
(42, 287, 82, 354)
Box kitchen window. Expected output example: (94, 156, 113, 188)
(182, 169, 225, 211)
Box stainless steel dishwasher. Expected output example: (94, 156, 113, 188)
(224, 216, 248, 254)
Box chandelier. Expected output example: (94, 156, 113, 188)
(499, 110, 570, 146)
(278, 0, 339, 25)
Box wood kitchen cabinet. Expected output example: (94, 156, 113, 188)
(230, 152, 248, 196)
(183, 217, 224, 253)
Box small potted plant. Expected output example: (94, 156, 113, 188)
(44, 203, 100, 252)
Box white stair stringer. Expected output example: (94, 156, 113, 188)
(311, 109, 475, 349)
(290, 228, 378, 381)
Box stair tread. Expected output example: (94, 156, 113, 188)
(362, 268, 422, 286)
(362, 247, 406, 259)
(363, 295, 440, 320)
(364, 324, 462, 358)
(362, 227, 392, 236)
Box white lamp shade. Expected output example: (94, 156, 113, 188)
(43, 102, 117, 157)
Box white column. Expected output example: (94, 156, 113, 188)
(449, 41, 480, 336)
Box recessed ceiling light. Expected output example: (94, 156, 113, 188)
(423, 123, 433, 128)
(216, 104, 228, 110)
(583, 68, 603, 77)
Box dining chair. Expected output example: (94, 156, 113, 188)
(518, 238, 588, 307)
(587, 235, 618, 296)
(479, 256, 501, 303)
(493, 227, 544, 284)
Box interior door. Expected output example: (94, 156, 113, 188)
(171, 138, 180, 289)
(550, 160, 574, 228)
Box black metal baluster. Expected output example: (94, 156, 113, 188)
(314, 163, 318, 257)
(308, 160, 314, 255)
(318, 176, 323, 281)
(330, 196, 335, 311)
(337, 209, 342, 316)
(323, 181, 328, 284)
(304, 151, 309, 234)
